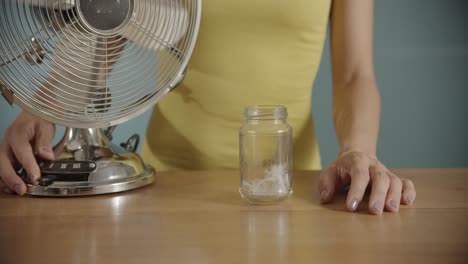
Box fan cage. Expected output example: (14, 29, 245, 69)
(0, 0, 201, 128)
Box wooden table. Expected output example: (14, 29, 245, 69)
(1, 169, 467, 264)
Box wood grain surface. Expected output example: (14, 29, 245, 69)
(0, 169, 467, 264)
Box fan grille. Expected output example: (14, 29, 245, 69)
(0, 0, 200, 128)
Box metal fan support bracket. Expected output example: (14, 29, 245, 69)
(0, 82, 15, 106)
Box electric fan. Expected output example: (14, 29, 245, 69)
(0, 0, 201, 196)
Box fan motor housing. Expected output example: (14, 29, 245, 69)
(76, 0, 134, 33)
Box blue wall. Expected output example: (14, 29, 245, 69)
(1, 0, 467, 168)
(312, 0, 468, 168)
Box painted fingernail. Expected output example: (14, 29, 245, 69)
(27, 173, 40, 185)
(14, 184, 23, 195)
(373, 201, 383, 213)
(41, 147, 53, 153)
(389, 199, 399, 209)
(28, 172, 37, 181)
(406, 196, 414, 205)
(349, 198, 359, 211)
(320, 189, 328, 202)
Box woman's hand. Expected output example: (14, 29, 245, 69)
(319, 150, 416, 214)
(0, 111, 55, 195)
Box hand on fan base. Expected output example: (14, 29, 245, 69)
(0, 112, 55, 195)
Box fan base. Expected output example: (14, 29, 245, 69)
(27, 166, 155, 197)
(24, 127, 155, 197)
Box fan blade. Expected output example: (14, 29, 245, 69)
(37, 30, 124, 118)
(121, 0, 189, 50)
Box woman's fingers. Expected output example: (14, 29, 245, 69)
(401, 178, 416, 205)
(8, 129, 41, 184)
(0, 145, 26, 195)
(346, 164, 370, 212)
(368, 166, 390, 214)
(0, 112, 57, 195)
(34, 121, 55, 160)
(384, 173, 403, 212)
(319, 165, 339, 204)
(321, 150, 416, 214)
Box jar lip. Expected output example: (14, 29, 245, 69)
(244, 105, 288, 119)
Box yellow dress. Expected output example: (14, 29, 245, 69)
(142, 0, 331, 170)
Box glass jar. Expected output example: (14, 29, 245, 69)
(239, 105, 293, 205)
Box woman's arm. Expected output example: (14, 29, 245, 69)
(331, 0, 379, 156)
(319, 0, 416, 214)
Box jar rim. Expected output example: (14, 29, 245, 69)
(244, 105, 287, 119)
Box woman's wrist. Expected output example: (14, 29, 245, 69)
(339, 146, 377, 159)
